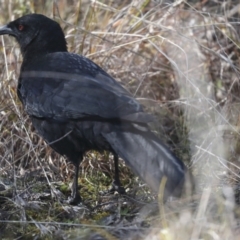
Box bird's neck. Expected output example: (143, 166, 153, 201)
(22, 48, 67, 65)
(21, 35, 67, 63)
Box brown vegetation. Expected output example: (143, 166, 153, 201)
(1, 0, 240, 239)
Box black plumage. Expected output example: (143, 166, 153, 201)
(0, 14, 189, 204)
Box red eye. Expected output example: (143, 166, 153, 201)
(18, 24, 24, 31)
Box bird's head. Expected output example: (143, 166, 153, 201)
(0, 14, 67, 59)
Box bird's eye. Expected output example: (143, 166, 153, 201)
(18, 24, 24, 31)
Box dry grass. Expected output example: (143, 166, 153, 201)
(1, 0, 240, 239)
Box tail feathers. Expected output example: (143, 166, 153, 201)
(103, 129, 187, 200)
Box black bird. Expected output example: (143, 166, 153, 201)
(0, 14, 189, 204)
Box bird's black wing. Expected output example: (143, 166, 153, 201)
(19, 52, 153, 123)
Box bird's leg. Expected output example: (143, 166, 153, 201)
(109, 154, 125, 194)
(69, 161, 82, 205)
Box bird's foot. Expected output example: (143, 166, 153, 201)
(68, 193, 82, 205)
(108, 180, 126, 194)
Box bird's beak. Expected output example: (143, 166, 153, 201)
(0, 25, 13, 35)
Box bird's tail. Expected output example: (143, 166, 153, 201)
(103, 125, 192, 200)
